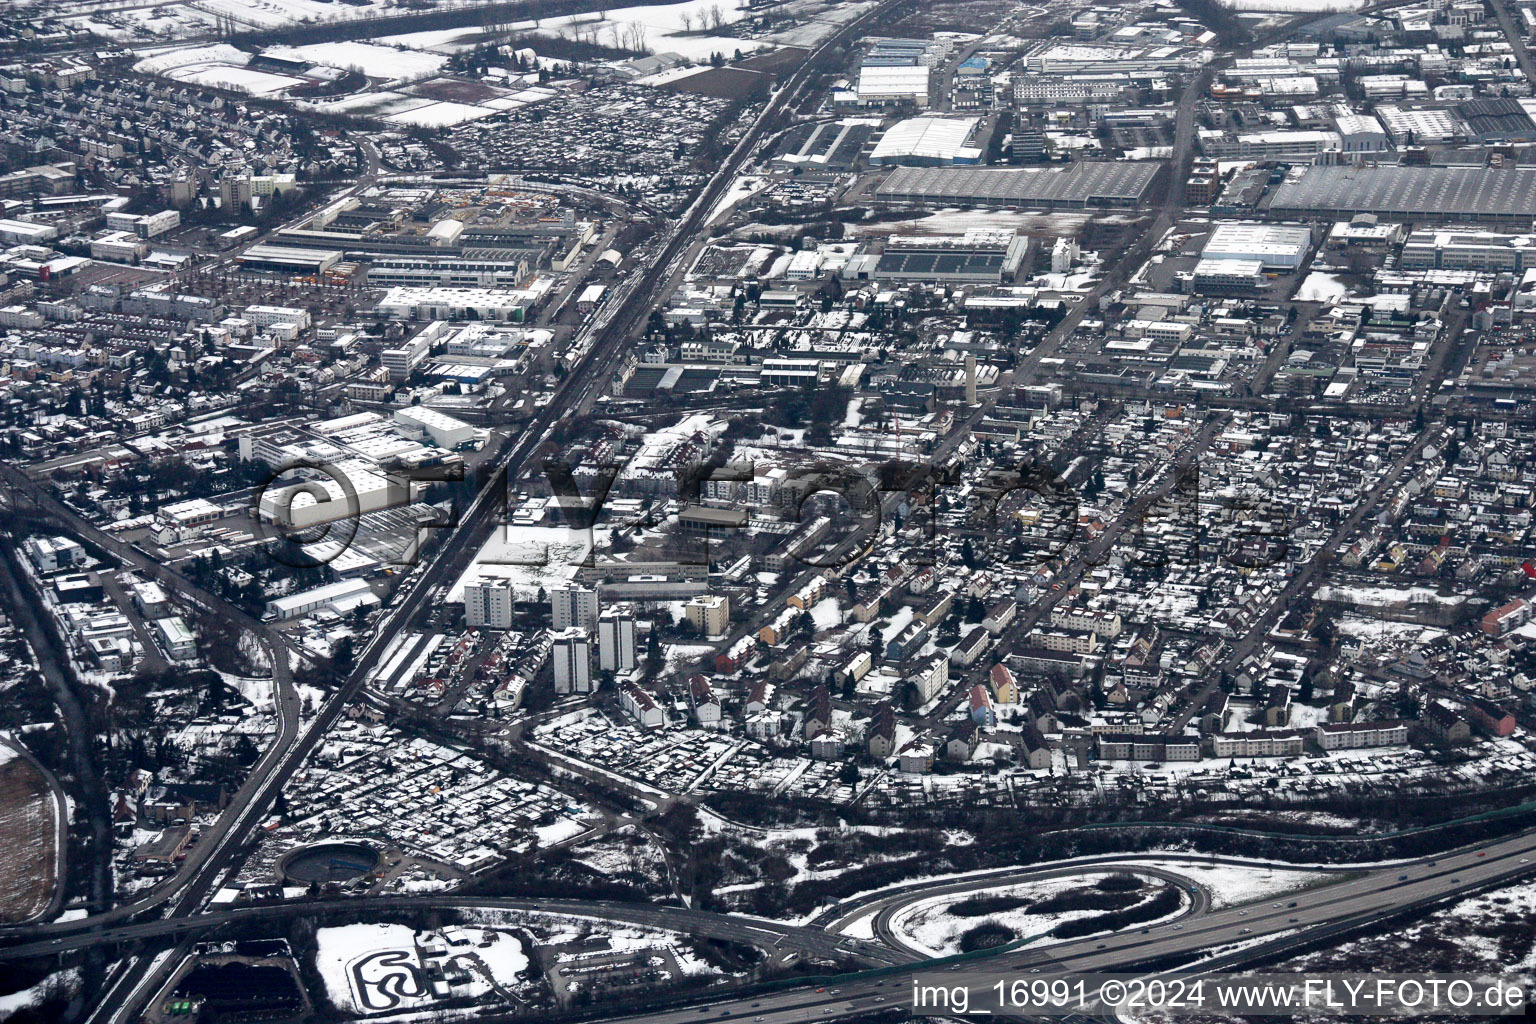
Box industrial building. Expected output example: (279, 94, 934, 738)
(1268, 165, 1536, 224)
(236, 244, 342, 275)
(393, 406, 476, 449)
(382, 323, 448, 380)
(1198, 129, 1341, 162)
(105, 209, 180, 239)
(243, 305, 312, 330)
(1201, 222, 1313, 270)
(1400, 228, 1536, 273)
(772, 120, 877, 169)
(1333, 113, 1389, 153)
(846, 229, 1030, 284)
(874, 162, 1163, 209)
(0, 219, 59, 245)
(89, 231, 147, 262)
(1374, 105, 1467, 145)
(367, 256, 531, 288)
(375, 287, 527, 322)
(1189, 258, 1265, 292)
(265, 578, 379, 621)
(854, 65, 930, 107)
(255, 458, 411, 529)
(868, 116, 983, 165)
(0, 162, 76, 197)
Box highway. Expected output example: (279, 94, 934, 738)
(578, 830, 1536, 1024)
(0, 896, 896, 967)
(15, 834, 1532, 1024)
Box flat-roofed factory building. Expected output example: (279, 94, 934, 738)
(874, 162, 1164, 209)
(844, 229, 1031, 284)
(1268, 165, 1536, 225)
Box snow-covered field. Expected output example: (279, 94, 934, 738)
(168, 65, 303, 95)
(529, 0, 765, 61)
(133, 43, 250, 76)
(135, 38, 447, 95)
(314, 923, 530, 1015)
(1295, 272, 1349, 302)
(387, 101, 501, 127)
(890, 873, 1187, 957)
(1130, 861, 1326, 909)
(316, 923, 434, 1016)
(270, 42, 447, 83)
(1219, 0, 1364, 9)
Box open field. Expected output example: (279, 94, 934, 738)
(0, 752, 59, 924)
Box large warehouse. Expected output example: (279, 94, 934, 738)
(869, 116, 983, 165)
(1268, 165, 1536, 224)
(855, 64, 930, 106)
(875, 162, 1164, 209)
(1202, 222, 1313, 270)
(236, 244, 342, 275)
(849, 229, 1031, 284)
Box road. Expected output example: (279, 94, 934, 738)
(582, 830, 1536, 1024)
(915, 416, 1224, 731)
(0, 466, 305, 931)
(1011, 65, 1210, 381)
(1489, 0, 1536, 91)
(0, 896, 895, 966)
(47, 5, 920, 1020)
(0, 535, 112, 915)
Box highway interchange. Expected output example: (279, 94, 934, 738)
(6, 830, 1536, 1022)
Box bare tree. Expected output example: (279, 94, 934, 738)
(708, 4, 726, 31)
(680, 11, 693, 32)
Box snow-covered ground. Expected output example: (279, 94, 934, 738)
(452, 524, 597, 602)
(133, 43, 250, 75)
(890, 873, 1187, 957)
(1220, 0, 1363, 9)
(315, 923, 433, 1016)
(528, 0, 766, 61)
(0, 967, 79, 1016)
(387, 101, 501, 127)
(314, 923, 529, 1014)
(169, 64, 303, 94)
(533, 816, 591, 847)
(1295, 272, 1349, 302)
(269, 42, 447, 83)
(1130, 860, 1325, 909)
